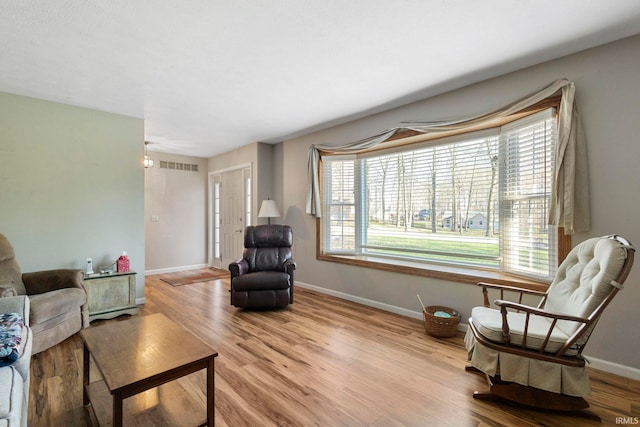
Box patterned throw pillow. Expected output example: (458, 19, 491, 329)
(0, 313, 24, 366)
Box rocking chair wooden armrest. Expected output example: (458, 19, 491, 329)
(494, 299, 589, 354)
(478, 281, 548, 308)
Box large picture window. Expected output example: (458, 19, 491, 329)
(321, 109, 558, 282)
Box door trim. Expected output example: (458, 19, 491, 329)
(208, 163, 252, 268)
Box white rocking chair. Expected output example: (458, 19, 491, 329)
(465, 235, 635, 418)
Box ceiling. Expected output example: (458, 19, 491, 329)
(2, 1, 640, 158)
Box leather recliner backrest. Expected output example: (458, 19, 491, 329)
(243, 225, 293, 272)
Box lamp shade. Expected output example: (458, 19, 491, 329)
(258, 199, 280, 218)
(258, 199, 280, 223)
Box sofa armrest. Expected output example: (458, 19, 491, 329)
(229, 259, 249, 279)
(0, 295, 30, 324)
(22, 269, 85, 295)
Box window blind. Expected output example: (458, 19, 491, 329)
(321, 108, 558, 281)
(500, 109, 557, 278)
(322, 157, 356, 253)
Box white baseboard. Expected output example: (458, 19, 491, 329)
(145, 263, 208, 276)
(585, 356, 640, 381)
(295, 280, 639, 380)
(296, 281, 423, 320)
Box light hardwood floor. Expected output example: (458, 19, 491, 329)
(28, 269, 640, 426)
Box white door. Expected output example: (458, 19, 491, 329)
(219, 169, 245, 268)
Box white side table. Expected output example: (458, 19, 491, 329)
(83, 271, 138, 322)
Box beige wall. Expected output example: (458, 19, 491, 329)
(144, 152, 208, 272)
(0, 92, 146, 301)
(271, 35, 640, 374)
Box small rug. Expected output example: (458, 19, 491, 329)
(161, 269, 229, 286)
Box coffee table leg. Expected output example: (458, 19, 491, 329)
(83, 343, 90, 406)
(207, 356, 215, 426)
(113, 393, 123, 427)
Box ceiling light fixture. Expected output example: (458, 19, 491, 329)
(144, 141, 154, 168)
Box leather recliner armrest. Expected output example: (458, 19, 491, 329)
(283, 259, 296, 274)
(229, 259, 249, 278)
(22, 269, 85, 295)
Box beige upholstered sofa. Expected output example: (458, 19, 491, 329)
(0, 295, 32, 427)
(0, 233, 88, 355)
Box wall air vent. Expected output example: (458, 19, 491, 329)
(158, 161, 198, 172)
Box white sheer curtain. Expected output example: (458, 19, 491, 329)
(306, 78, 589, 234)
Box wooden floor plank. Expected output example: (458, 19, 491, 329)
(27, 269, 640, 426)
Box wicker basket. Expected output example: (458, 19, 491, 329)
(422, 305, 460, 338)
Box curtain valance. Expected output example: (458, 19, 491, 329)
(306, 78, 589, 234)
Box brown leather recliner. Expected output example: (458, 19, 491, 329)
(229, 225, 296, 308)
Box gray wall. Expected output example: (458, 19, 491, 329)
(0, 92, 146, 301)
(208, 142, 257, 224)
(276, 35, 640, 373)
(256, 142, 277, 224)
(144, 152, 208, 272)
(207, 142, 279, 226)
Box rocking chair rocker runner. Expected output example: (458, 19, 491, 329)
(465, 235, 635, 416)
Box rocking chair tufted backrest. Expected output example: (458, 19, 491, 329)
(242, 225, 293, 273)
(544, 235, 634, 339)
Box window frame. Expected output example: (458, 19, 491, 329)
(316, 97, 570, 291)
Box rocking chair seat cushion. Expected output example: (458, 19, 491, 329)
(470, 306, 577, 355)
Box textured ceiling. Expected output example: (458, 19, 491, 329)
(2, 1, 640, 158)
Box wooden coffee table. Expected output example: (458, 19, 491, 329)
(81, 313, 218, 426)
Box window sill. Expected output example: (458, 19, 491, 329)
(317, 253, 550, 292)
